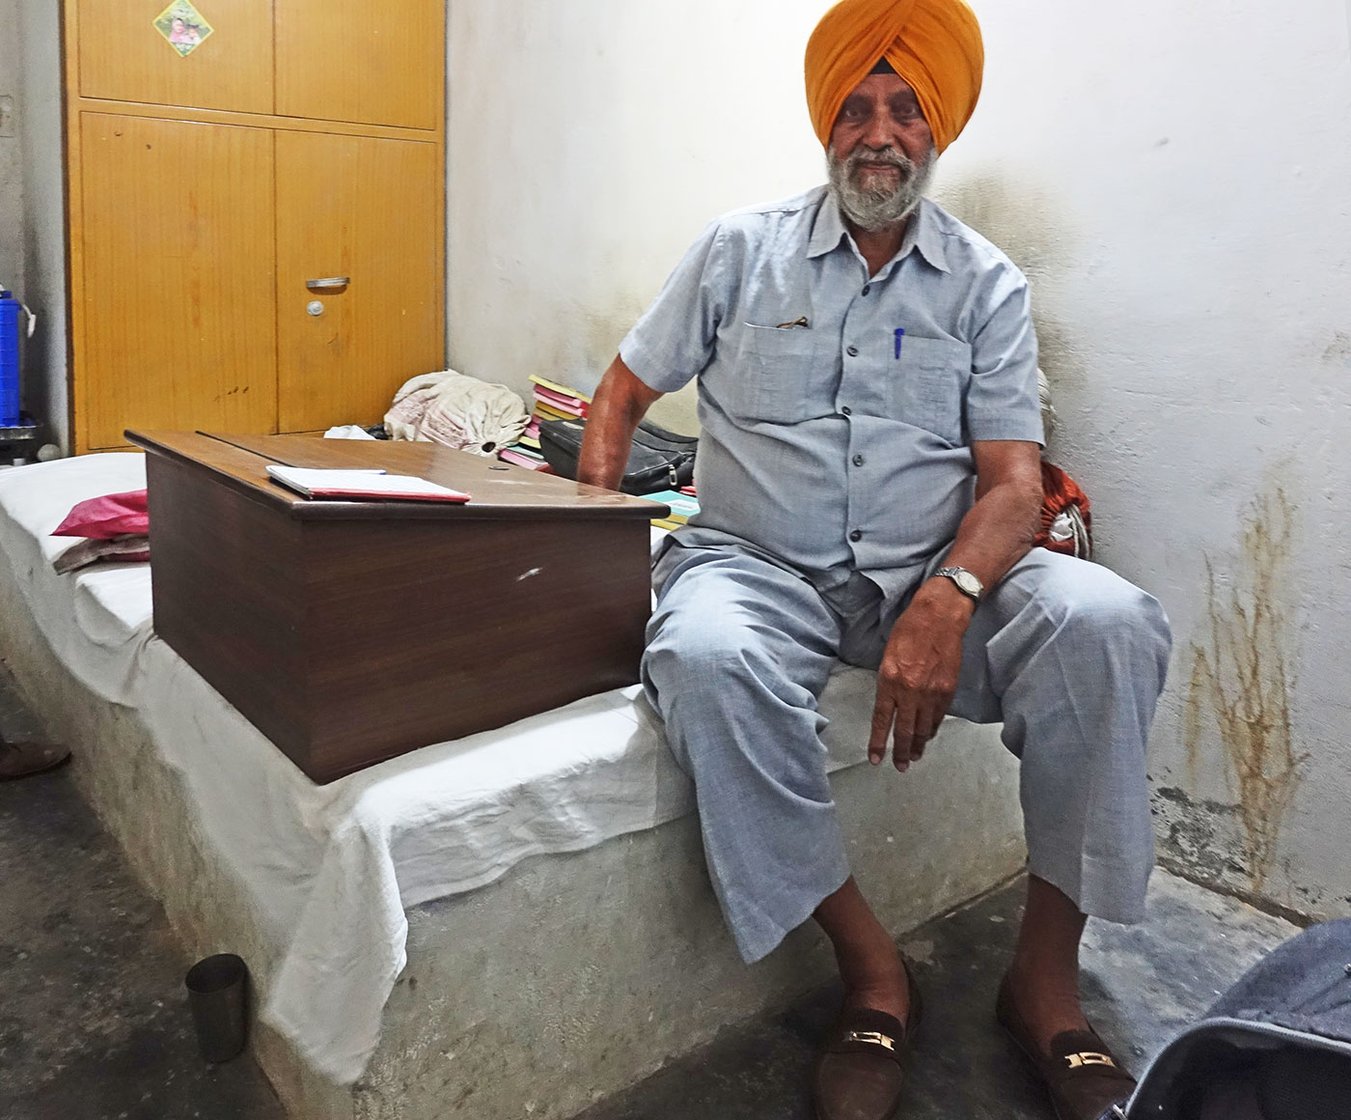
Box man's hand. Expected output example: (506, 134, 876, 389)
(867, 581, 973, 771)
(867, 439, 1042, 772)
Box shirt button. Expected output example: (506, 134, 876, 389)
(852, 454, 865, 467)
(861, 285, 871, 296)
(840, 406, 852, 416)
(849, 530, 863, 542)
(846, 345, 859, 357)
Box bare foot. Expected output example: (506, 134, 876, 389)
(837, 967, 913, 1026)
(815, 877, 913, 1027)
(1005, 875, 1094, 1051)
(1003, 957, 1091, 1051)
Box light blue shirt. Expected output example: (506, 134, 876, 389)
(621, 186, 1043, 601)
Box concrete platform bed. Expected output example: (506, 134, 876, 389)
(0, 457, 1026, 1120)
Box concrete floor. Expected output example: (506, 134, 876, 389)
(577, 869, 1298, 1120)
(0, 660, 1300, 1120)
(0, 662, 286, 1120)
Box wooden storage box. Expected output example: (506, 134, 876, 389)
(127, 431, 661, 783)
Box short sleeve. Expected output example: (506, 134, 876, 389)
(619, 221, 729, 394)
(964, 268, 1045, 445)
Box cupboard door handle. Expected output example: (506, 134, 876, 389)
(306, 277, 350, 292)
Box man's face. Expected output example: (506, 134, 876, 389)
(827, 73, 936, 232)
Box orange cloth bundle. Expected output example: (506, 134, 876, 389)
(804, 0, 985, 154)
(1036, 461, 1093, 560)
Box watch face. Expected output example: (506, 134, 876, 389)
(952, 569, 982, 597)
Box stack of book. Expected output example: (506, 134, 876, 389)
(497, 375, 592, 472)
(641, 488, 699, 531)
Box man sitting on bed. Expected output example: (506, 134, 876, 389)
(578, 1, 1171, 1117)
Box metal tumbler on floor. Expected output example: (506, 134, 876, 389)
(185, 953, 249, 1063)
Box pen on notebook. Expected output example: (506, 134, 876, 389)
(894, 328, 906, 359)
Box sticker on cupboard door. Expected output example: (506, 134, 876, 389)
(153, 1, 214, 57)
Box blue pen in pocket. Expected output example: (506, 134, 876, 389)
(894, 328, 906, 359)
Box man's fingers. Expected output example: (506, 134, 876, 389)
(901, 719, 934, 766)
(868, 694, 895, 765)
(890, 693, 922, 772)
(872, 667, 954, 773)
(908, 699, 952, 763)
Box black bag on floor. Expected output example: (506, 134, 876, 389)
(538, 417, 697, 495)
(1126, 918, 1351, 1119)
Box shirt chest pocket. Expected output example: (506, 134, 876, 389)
(725, 324, 838, 423)
(886, 335, 972, 445)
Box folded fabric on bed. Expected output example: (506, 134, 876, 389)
(0, 455, 155, 704)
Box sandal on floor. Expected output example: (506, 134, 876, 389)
(0, 740, 72, 781)
(813, 960, 923, 1120)
(996, 974, 1136, 1120)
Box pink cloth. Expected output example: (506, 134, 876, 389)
(52, 489, 150, 540)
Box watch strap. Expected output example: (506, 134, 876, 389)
(934, 565, 983, 603)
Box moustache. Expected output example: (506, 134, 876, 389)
(846, 148, 916, 177)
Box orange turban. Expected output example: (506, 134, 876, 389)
(804, 0, 985, 155)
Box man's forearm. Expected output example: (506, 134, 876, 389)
(941, 478, 1041, 592)
(577, 355, 664, 491)
(908, 445, 1043, 623)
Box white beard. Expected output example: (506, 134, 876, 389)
(828, 144, 936, 232)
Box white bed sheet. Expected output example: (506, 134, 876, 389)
(0, 455, 881, 1084)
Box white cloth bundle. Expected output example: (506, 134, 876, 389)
(1037, 368, 1057, 444)
(384, 370, 529, 455)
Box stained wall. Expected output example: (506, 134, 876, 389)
(947, 0, 1351, 918)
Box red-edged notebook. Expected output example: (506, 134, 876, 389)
(265, 465, 470, 504)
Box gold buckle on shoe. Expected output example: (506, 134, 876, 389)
(1065, 1051, 1117, 1070)
(844, 1030, 896, 1052)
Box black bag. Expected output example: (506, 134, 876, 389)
(538, 417, 697, 495)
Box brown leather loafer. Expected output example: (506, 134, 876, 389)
(813, 961, 922, 1120)
(0, 740, 72, 781)
(996, 974, 1136, 1120)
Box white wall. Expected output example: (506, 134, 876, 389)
(447, 0, 829, 432)
(447, 0, 1351, 921)
(0, 0, 23, 296)
(18, 0, 69, 450)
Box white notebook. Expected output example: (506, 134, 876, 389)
(265, 465, 471, 504)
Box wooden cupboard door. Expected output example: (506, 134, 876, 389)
(275, 0, 443, 130)
(75, 0, 274, 115)
(275, 131, 443, 433)
(77, 114, 278, 450)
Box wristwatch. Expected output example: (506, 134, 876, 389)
(934, 565, 984, 604)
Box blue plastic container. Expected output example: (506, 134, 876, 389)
(0, 289, 21, 426)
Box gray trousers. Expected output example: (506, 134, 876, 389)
(641, 541, 1173, 964)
